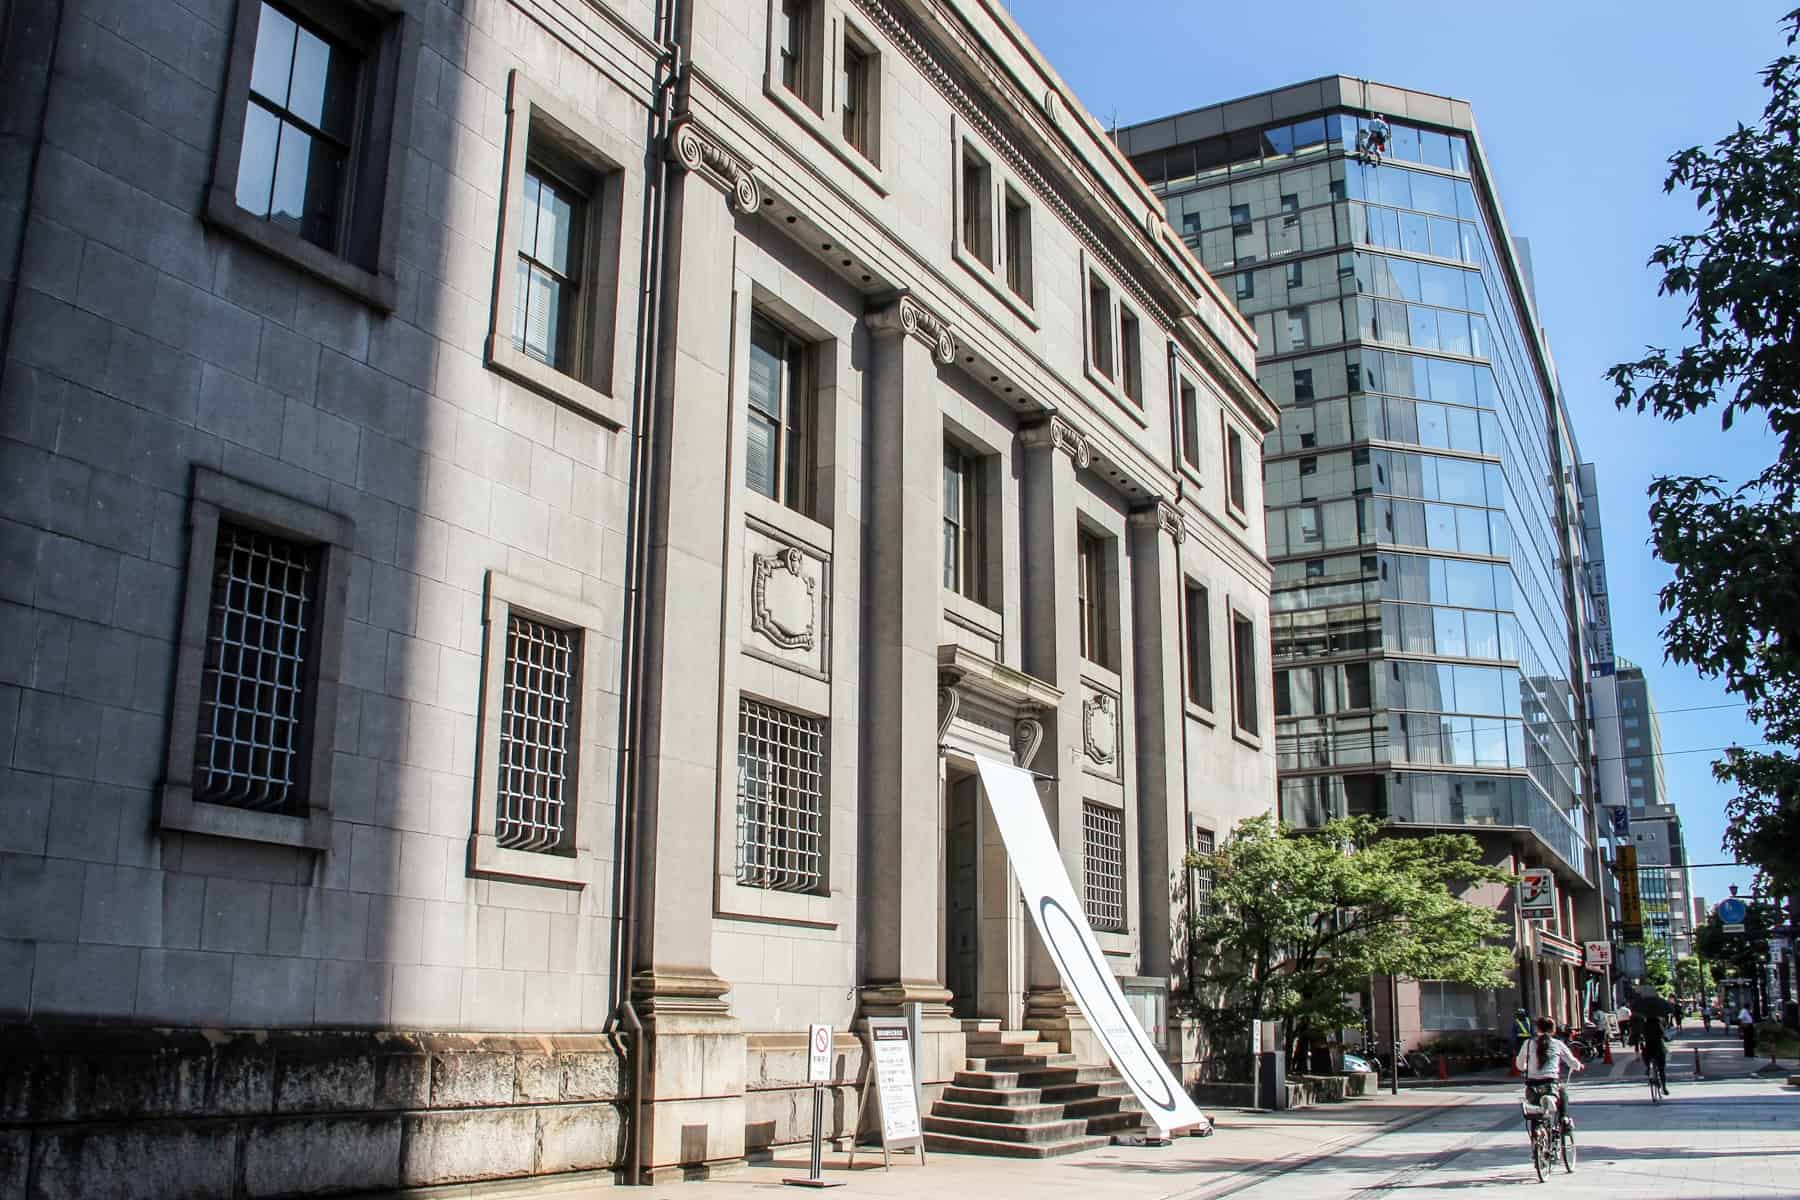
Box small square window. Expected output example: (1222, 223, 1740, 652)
(1118, 306, 1143, 404)
(1004, 188, 1033, 302)
(1280, 193, 1299, 220)
(961, 144, 994, 267)
(737, 697, 827, 893)
(746, 315, 818, 517)
(207, 0, 417, 308)
(1230, 203, 1252, 233)
(1299, 456, 1317, 476)
(1083, 801, 1125, 932)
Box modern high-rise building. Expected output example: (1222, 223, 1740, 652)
(1118, 77, 1609, 1049)
(1594, 659, 1695, 971)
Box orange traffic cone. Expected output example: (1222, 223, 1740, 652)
(1437, 1054, 1449, 1081)
(1602, 1038, 1613, 1065)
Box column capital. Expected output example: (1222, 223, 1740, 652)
(667, 118, 762, 214)
(867, 291, 958, 365)
(1020, 414, 1091, 470)
(1129, 499, 1186, 543)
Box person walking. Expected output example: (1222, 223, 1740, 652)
(1738, 1005, 1758, 1057)
(1701, 1006, 1712, 1032)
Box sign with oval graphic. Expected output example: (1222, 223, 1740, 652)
(973, 756, 1209, 1134)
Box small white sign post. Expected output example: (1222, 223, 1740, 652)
(784, 1024, 844, 1189)
(854, 1017, 926, 1169)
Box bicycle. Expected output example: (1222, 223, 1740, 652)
(1647, 1054, 1666, 1104)
(1522, 1081, 1576, 1182)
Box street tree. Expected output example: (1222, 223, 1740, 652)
(1694, 904, 1778, 1012)
(1674, 954, 1714, 1004)
(1184, 815, 1515, 1065)
(1641, 933, 1674, 994)
(1607, 8, 1800, 901)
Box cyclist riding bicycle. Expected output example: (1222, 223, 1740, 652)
(1637, 1011, 1669, 1095)
(1515, 1016, 1584, 1130)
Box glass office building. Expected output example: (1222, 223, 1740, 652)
(1119, 79, 1604, 1044)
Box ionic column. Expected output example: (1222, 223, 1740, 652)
(1127, 501, 1188, 989)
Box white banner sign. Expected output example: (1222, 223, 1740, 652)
(869, 1024, 921, 1143)
(973, 757, 1209, 1134)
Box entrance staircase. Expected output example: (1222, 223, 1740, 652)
(922, 1023, 1151, 1158)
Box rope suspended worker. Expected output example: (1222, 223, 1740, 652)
(1356, 113, 1392, 164)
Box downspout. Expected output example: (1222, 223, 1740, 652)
(612, 0, 683, 1184)
(1164, 344, 1199, 1019)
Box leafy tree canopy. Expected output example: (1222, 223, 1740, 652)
(1674, 954, 1714, 1002)
(1641, 933, 1674, 993)
(1607, 8, 1800, 899)
(1184, 815, 1515, 1061)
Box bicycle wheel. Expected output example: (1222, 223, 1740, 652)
(1561, 1127, 1576, 1173)
(1531, 1123, 1547, 1183)
(1650, 1063, 1661, 1104)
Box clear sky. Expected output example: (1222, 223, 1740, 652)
(1007, 0, 1791, 908)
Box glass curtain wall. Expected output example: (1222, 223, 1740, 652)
(1137, 114, 1588, 875)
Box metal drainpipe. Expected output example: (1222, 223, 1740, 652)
(612, 0, 683, 1183)
(1163, 345, 1200, 1024)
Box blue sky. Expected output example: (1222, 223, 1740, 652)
(1007, 0, 1791, 909)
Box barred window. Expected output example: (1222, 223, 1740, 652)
(1083, 800, 1125, 932)
(194, 524, 320, 814)
(1191, 827, 1216, 918)
(495, 614, 579, 853)
(737, 698, 825, 893)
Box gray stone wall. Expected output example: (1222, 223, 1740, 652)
(0, 1027, 623, 1198)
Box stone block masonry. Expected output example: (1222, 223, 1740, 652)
(0, 1027, 624, 1198)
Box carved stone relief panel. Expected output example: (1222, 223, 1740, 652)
(743, 527, 828, 676)
(1081, 683, 1121, 780)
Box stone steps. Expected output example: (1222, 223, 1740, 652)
(932, 1100, 1067, 1125)
(921, 1114, 1090, 1143)
(941, 1085, 1044, 1107)
(921, 1131, 1110, 1159)
(968, 1053, 1078, 1072)
(923, 1032, 1155, 1158)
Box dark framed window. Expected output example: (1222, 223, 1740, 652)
(746, 315, 816, 516)
(961, 144, 993, 266)
(1004, 187, 1033, 301)
(1078, 530, 1112, 669)
(513, 163, 585, 371)
(208, 0, 415, 309)
(1287, 260, 1304, 290)
(1225, 423, 1247, 515)
(1179, 380, 1202, 470)
(1088, 274, 1114, 379)
(779, 0, 820, 111)
(159, 470, 354, 851)
(1232, 610, 1259, 736)
(1118, 305, 1143, 404)
(1293, 367, 1314, 402)
(1230, 203, 1252, 233)
(1236, 270, 1254, 302)
(841, 26, 877, 161)
(1184, 580, 1213, 709)
(943, 441, 986, 602)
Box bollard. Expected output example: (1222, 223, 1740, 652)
(1693, 1045, 1702, 1079)
(1603, 1038, 1613, 1066)
(1436, 1054, 1448, 1081)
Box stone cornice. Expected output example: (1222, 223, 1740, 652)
(866, 292, 958, 365)
(667, 117, 762, 214)
(1020, 414, 1091, 470)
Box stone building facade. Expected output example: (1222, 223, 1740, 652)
(0, 0, 1274, 1193)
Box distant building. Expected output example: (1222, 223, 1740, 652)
(1118, 77, 1611, 1050)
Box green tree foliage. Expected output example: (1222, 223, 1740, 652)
(1693, 903, 1777, 988)
(1641, 933, 1674, 993)
(1184, 815, 1515, 1061)
(1607, 9, 1800, 899)
(1674, 954, 1714, 1003)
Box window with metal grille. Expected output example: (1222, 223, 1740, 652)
(1191, 827, 1216, 918)
(194, 523, 320, 814)
(736, 698, 826, 893)
(495, 613, 580, 853)
(1083, 801, 1125, 932)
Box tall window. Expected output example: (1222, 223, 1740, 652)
(1293, 367, 1314, 402)
(1078, 530, 1110, 668)
(1179, 381, 1201, 470)
(778, 0, 818, 110)
(1190, 827, 1216, 918)
(961, 145, 993, 266)
(494, 613, 580, 854)
(737, 698, 825, 893)
(746, 316, 815, 515)
(1232, 611, 1259, 736)
(943, 441, 985, 602)
(194, 524, 321, 815)
(1118, 306, 1143, 404)
(1184, 580, 1212, 709)
(1225, 424, 1247, 515)
(1083, 801, 1125, 932)
(1088, 275, 1114, 379)
(1236, 271, 1253, 302)
(1286, 306, 1310, 349)
(513, 163, 584, 370)
(841, 29, 875, 159)
(235, 3, 361, 254)
(1004, 188, 1032, 301)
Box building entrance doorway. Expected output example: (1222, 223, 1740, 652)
(946, 768, 981, 1021)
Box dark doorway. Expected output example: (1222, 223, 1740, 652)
(946, 771, 980, 1020)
